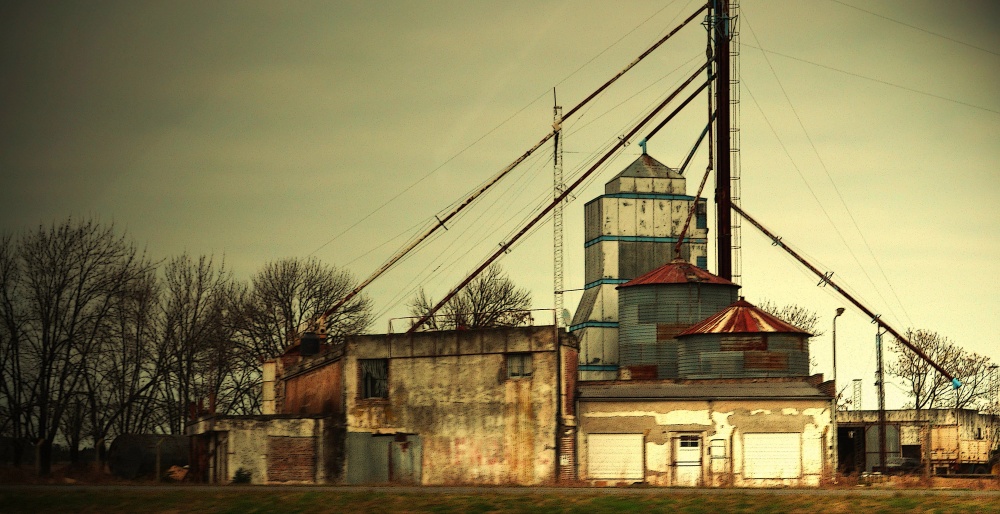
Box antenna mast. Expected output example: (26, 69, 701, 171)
(553, 89, 564, 329)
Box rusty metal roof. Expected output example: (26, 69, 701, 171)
(678, 298, 812, 336)
(578, 380, 830, 400)
(618, 258, 737, 288)
(609, 154, 683, 180)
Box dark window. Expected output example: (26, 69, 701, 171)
(507, 353, 532, 379)
(680, 435, 700, 447)
(696, 200, 707, 229)
(360, 359, 388, 399)
(976, 427, 983, 440)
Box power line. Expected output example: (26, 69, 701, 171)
(741, 10, 913, 327)
(741, 42, 999, 115)
(826, 0, 1000, 58)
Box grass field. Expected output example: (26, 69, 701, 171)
(3, 487, 1000, 514)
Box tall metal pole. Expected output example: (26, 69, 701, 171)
(712, 0, 732, 280)
(832, 306, 844, 479)
(876, 328, 887, 473)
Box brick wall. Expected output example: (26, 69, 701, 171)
(267, 436, 316, 482)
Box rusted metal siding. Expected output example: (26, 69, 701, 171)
(618, 283, 738, 378)
(283, 359, 344, 416)
(677, 334, 809, 379)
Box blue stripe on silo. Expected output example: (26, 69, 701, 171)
(584, 236, 709, 248)
(584, 278, 630, 289)
(577, 364, 619, 371)
(569, 321, 618, 332)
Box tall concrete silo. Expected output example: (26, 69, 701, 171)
(569, 153, 709, 380)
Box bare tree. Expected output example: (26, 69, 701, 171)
(887, 329, 993, 410)
(157, 253, 244, 433)
(757, 300, 824, 336)
(13, 219, 152, 475)
(0, 232, 30, 466)
(81, 266, 165, 465)
(409, 264, 531, 330)
(236, 257, 373, 359)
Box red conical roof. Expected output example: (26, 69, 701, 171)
(678, 298, 812, 336)
(618, 258, 737, 288)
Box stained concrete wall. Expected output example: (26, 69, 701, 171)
(577, 397, 833, 487)
(837, 409, 998, 467)
(186, 416, 331, 485)
(343, 326, 575, 485)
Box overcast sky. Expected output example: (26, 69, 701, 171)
(2, 0, 998, 409)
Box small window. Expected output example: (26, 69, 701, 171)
(976, 427, 983, 440)
(680, 435, 700, 447)
(360, 359, 388, 399)
(507, 353, 532, 379)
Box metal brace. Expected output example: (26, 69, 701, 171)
(817, 271, 834, 287)
(435, 215, 448, 230)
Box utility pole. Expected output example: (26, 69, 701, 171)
(832, 307, 844, 479)
(876, 328, 887, 473)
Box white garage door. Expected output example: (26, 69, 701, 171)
(587, 434, 644, 480)
(743, 433, 801, 479)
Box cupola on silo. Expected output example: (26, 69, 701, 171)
(617, 258, 739, 379)
(675, 298, 812, 379)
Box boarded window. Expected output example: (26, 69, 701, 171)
(507, 353, 532, 378)
(267, 436, 316, 482)
(360, 359, 388, 399)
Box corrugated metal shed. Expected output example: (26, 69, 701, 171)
(678, 298, 811, 336)
(577, 380, 831, 400)
(619, 258, 737, 288)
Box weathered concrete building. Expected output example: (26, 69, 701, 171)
(577, 377, 835, 486)
(187, 325, 579, 485)
(575, 259, 835, 487)
(837, 408, 999, 475)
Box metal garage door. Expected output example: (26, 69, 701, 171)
(743, 433, 801, 479)
(587, 434, 644, 480)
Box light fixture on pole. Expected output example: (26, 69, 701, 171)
(833, 307, 845, 385)
(831, 306, 845, 480)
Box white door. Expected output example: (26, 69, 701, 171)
(743, 433, 801, 479)
(587, 433, 644, 481)
(674, 434, 702, 486)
